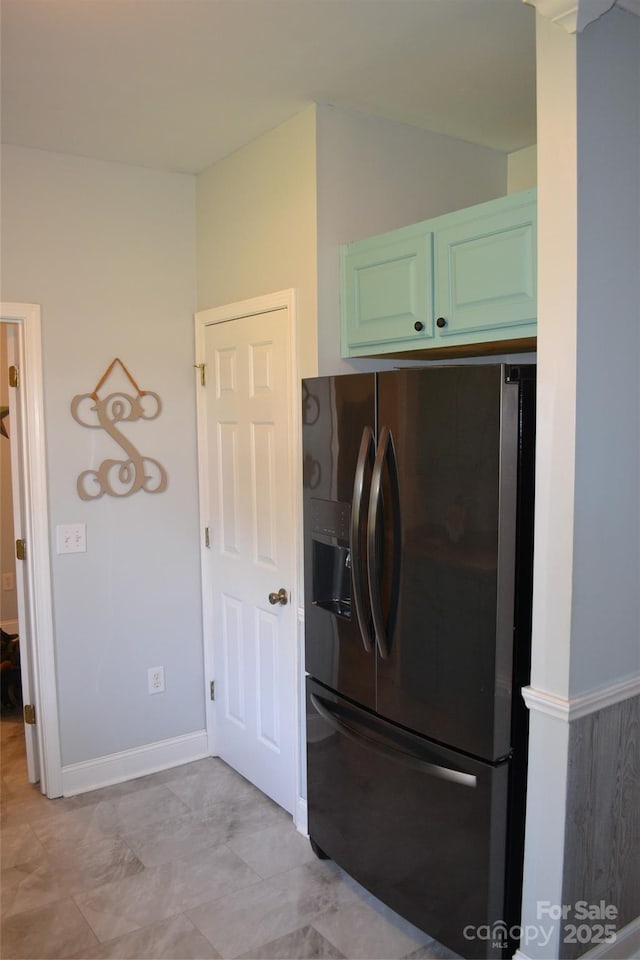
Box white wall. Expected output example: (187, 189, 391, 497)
(508, 145, 537, 193)
(197, 106, 318, 382)
(315, 104, 508, 375)
(530, 16, 579, 701)
(0, 146, 201, 765)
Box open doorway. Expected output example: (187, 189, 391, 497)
(1, 323, 25, 790)
(0, 304, 62, 798)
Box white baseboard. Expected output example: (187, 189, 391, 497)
(61, 730, 209, 797)
(514, 914, 640, 960)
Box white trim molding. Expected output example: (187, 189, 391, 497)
(1, 303, 61, 798)
(523, 0, 639, 32)
(194, 288, 301, 819)
(522, 673, 640, 721)
(61, 730, 209, 796)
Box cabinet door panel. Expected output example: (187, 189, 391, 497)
(435, 199, 536, 338)
(341, 230, 433, 352)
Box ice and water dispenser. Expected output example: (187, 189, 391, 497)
(310, 498, 352, 619)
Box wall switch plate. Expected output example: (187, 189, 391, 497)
(148, 666, 165, 694)
(2, 572, 15, 591)
(56, 523, 87, 554)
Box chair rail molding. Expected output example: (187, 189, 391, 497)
(522, 673, 640, 722)
(524, 0, 639, 32)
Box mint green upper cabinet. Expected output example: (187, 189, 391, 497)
(341, 226, 433, 353)
(433, 190, 537, 345)
(341, 189, 537, 359)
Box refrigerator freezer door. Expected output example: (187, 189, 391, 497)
(303, 374, 376, 709)
(375, 366, 519, 761)
(306, 679, 511, 960)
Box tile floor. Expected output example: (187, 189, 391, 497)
(1, 715, 459, 959)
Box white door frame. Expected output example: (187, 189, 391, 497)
(194, 289, 303, 824)
(1, 303, 62, 798)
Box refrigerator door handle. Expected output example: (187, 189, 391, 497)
(367, 426, 402, 659)
(310, 691, 477, 788)
(351, 426, 375, 653)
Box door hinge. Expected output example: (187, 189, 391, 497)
(194, 363, 206, 386)
(204, 526, 210, 549)
(9, 365, 19, 388)
(24, 704, 36, 725)
(16, 539, 26, 561)
(210, 680, 215, 701)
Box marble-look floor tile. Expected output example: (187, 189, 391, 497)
(69, 913, 221, 959)
(31, 783, 191, 848)
(141, 758, 218, 787)
(30, 801, 123, 847)
(2, 835, 145, 919)
(312, 896, 431, 960)
(64, 776, 164, 809)
(0, 791, 69, 829)
(165, 761, 261, 813)
(75, 843, 260, 942)
(239, 923, 345, 959)
(122, 811, 227, 867)
(0, 897, 100, 959)
(403, 939, 462, 959)
(99, 783, 193, 833)
(187, 858, 354, 958)
(49, 833, 145, 891)
(200, 789, 290, 846)
(1, 822, 46, 869)
(228, 819, 316, 878)
(2, 854, 74, 919)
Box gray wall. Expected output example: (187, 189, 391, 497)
(571, 7, 640, 693)
(0, 146, 202, 764)
(315, 104, 508, 376)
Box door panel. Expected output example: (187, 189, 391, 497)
(306, 679, 510, 960)
(302, 374, 376, 709)
(204, 307, 295, 813)
(375, 366, 518, 761)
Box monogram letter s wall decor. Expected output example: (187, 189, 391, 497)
(71, 358, 168, 500)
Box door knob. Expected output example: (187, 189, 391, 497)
(268, 587, 288, 606)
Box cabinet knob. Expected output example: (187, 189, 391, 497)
(414, 321, 424, 332)
(436, 317, 447, 329)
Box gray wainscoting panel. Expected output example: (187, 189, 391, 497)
(560, 693, 640, 960)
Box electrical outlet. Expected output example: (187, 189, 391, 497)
(148, 666, 165, 695)
(56, 523, 87, 554)
(2, 572, 15, 591)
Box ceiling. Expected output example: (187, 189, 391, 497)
(1, 0, 538, 175)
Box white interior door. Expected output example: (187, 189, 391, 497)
(198, 297, 298, 814)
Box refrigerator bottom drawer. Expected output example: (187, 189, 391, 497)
(306, 679, 512, 960)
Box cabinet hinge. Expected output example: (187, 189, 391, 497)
(194, 363, 206, 386)
(24, 704, 36, 725)
(16, 539, 26, 561)
(210, 680, 215, 701)
(9, 365, 19, 388)
(204, 527, 210, 549)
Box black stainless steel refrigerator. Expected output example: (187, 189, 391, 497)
(303, 364, 535, 960)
